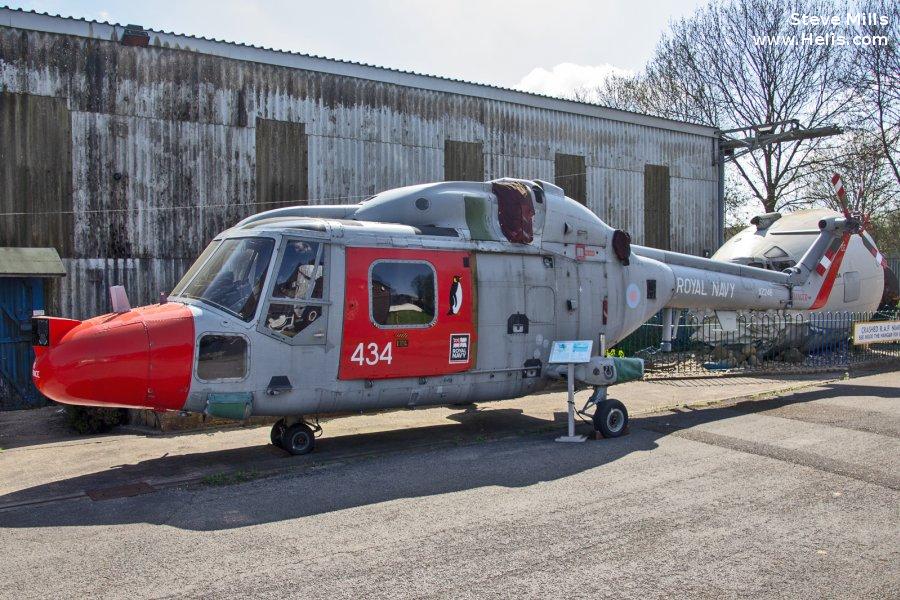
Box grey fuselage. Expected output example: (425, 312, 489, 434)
(167, 179, 848, 420)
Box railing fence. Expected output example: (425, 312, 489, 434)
(613, 308, 900, 378)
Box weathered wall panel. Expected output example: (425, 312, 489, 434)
(58, 258, 194, 320)
(644, 164, 671, 250)
(255, 117, 307, 211)
(0, 92, 73, 254)
(554, 153, 586, 205)
(70, 111, 256, 259)
(444, 140, 484, 181)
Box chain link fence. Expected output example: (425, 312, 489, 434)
(613, 308, 900, 379)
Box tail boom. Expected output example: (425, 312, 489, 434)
(633, 216, 858, 313)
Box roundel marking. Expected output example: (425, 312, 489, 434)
(626, 283, 641, 309)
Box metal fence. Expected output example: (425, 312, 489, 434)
(614, 308, 900, 378)
(887, 256, 900, 277)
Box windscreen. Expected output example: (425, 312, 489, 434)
(178, 237, 275, 321)
(170, 240, 221, 297)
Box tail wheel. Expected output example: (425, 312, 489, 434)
(282, 422, 316, 455)
(270, 419, 286, 448)
(592, 399, 628, 438)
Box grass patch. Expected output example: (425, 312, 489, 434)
(201, 470, 261, 487)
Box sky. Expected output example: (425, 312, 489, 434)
(6, 0, 707, 97)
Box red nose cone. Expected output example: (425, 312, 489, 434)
(33, 303, 195, 410)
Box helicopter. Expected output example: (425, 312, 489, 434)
(31, 178, 860, 454)
(689, 173, 895, 350)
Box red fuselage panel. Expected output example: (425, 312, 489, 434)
(339, 247, 476, 380)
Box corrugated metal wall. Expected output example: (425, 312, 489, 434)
(0, 27, 718, 320)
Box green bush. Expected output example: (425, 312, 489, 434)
(64, 405, 127, 434)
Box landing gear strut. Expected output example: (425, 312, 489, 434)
(270, 419, 286, 447)
(271, 418, 321, 455)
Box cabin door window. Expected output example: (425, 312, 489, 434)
(369, 261, 437, 327)
(260, 238, 329, 345)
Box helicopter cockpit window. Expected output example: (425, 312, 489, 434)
(370, 261, 436, 327)
(264, 240, 328, 341)
(179, 237, 275, 321)
(272, 241, 324, 300)
(171, 240, 220, 297)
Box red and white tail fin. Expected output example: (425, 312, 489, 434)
(789, 216, 856, 311)
(808, 233, 850, 309)
(814, 236, 841, 276)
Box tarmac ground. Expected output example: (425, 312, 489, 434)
(0, 370, 897, 599)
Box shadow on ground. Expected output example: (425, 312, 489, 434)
(0, 380, 894, 531)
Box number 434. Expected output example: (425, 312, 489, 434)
(350, 342, 393, 365)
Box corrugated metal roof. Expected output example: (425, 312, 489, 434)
(0, 247, 66, 277)
(0, 6, 716, 137)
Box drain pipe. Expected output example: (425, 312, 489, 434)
(716, 136, 725, 247)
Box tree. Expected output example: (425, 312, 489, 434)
(597, 0, 852, 214)
(867, 210, 900, 257)
(723, 172, 755, 240)
(800, 129, 899, 217)
(843, 0, 900, 185)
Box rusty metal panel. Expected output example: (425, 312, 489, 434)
(644, 164, 671, 250)
(554, 153, 586, 205)
(444, 140, 483, 181)
(70, 111, 256, 260)
(0, 92, 73, 255)
(255, 118, 307, 211)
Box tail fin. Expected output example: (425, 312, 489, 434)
(788, 216, 858, 310)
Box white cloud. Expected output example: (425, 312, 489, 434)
(515, 62, 633, 100)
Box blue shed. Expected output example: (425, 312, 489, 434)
(0, 247, 66, 410)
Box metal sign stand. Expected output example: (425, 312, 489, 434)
(549, 340, 593, 443)
(556, 361, 586, 443)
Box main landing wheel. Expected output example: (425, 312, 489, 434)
(593, 399, 628, 438)
(270, 419, 286, 448)
(282, 422, 316, 456)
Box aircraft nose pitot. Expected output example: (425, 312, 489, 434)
(32, 303, 195, 410)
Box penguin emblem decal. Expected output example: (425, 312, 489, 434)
(448, 275, 463, 315)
